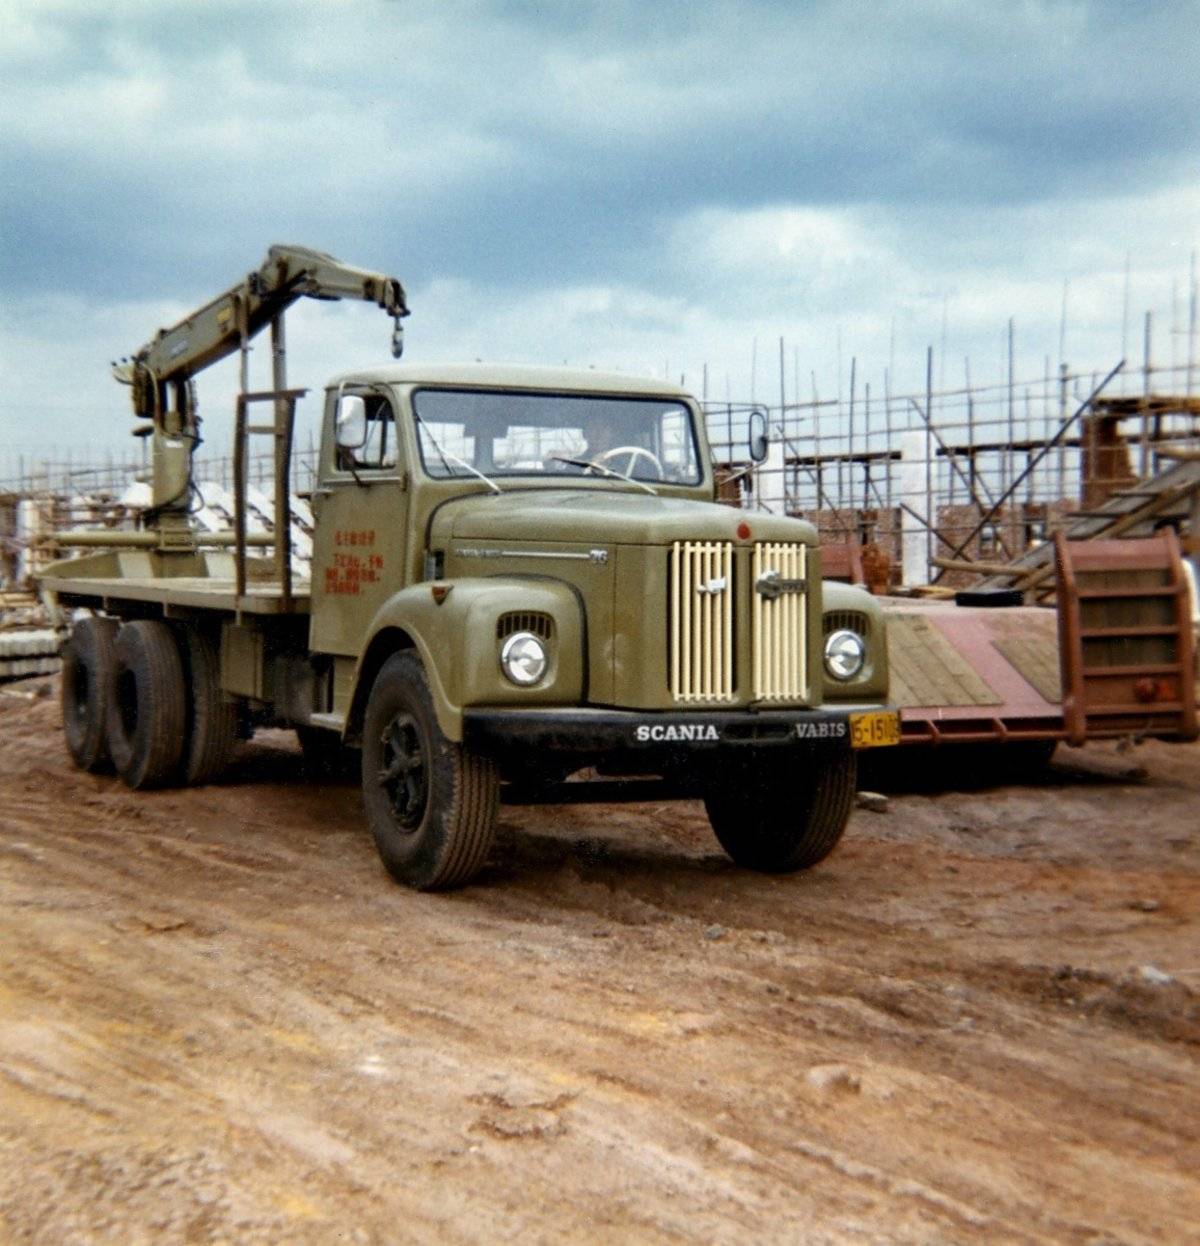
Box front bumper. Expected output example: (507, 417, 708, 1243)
(462, 704, 898, 755)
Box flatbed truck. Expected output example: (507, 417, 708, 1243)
(39, 245, 897, 889)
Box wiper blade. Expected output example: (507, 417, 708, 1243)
(551, 456, 657, 495)
(416, 416, 502, 494)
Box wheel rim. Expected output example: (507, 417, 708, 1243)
(377, 712, 427, 831)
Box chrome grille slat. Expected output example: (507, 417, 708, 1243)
(670, 541, 735, 703)
(752, 542, 808, 702)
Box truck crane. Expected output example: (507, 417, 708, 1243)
(39, 244, 898, 891)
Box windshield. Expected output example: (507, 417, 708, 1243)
(412, 389, 703, 486)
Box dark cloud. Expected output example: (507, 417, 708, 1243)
(0, 0, 1196, 474)
(2, 0, 1197, 304)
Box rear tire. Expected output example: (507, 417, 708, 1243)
(705, 749, 857, 873)
(61, 614, 118, 773)
(106, 620, 186, 790)
(361, 651, 499, 890)
(178, 628, 238, 785)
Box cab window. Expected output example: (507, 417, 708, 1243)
(336, 393, 398, 472)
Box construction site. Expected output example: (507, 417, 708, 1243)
(2, 256, 1199, 1243)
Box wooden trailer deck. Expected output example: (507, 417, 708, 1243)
(882, 597, 1067, 743)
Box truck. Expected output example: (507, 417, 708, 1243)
(38, 245, 898, 890)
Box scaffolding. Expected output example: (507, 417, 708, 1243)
(4, 344, 1199, 594)
(706, 350, 1200, 589)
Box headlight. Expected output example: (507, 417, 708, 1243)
(500, 631, 548, 685)
(824, 629, 865, 681)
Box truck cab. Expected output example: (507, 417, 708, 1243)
(299, 363, 894, 886)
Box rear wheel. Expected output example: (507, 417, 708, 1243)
(106, 620, 186, 790)
(61, 615, 118, 772)
(361, 651, 499, 890)
(177, 628, 238, 785)
(705, 749, 857, 873)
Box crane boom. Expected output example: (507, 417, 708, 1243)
(120, 244, 408, 417)
(109, 244, 410, 570)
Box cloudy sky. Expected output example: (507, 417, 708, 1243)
(2, 0, 1198, 475)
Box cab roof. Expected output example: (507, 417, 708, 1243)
(325, 361, 694, 399)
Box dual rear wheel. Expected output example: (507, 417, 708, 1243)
(60, 616, 237, 789)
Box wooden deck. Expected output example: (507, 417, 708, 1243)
(882, 597, 1065, 742)
(886, 611, 1003, 709)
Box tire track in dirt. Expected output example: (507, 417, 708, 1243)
(2, 685, 1199, 1242)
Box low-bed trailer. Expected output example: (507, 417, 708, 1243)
(876, 529, 1198, 756)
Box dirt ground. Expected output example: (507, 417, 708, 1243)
(1, 680, 1198, 1245)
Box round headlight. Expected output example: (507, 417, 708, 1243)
(500, 631, 548, 686)
(824, 629, 865, 681)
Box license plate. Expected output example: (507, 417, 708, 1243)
(849, 710, 901, 749)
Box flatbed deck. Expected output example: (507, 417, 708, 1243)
(883, 593, 1200, 743)
(38, 548, 310, 617)
(42, 574, 310, 615)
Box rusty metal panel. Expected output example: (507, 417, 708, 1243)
(1055, 530, 1198, 744)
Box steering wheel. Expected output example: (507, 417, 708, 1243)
(592, 445, 664, 480)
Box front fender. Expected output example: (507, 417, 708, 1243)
(352, 578, 586, 741)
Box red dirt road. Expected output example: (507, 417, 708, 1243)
(2, 681, 1198, 1243)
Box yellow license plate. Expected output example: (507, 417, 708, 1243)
(849, 710, 901, 749)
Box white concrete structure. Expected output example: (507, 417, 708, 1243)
(899, 429, 932, 587)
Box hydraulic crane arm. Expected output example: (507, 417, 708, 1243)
(104, 244, 409, 586)
(117, 244, 408, 419)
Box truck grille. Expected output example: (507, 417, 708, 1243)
(752, 542, 809, 702)
(669, 541, 735, 703)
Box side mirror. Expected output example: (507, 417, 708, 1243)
(335, 395, 367, 449)
(748, 408, 769, 464)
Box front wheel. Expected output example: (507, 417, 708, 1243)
(361, 651, 499, 890)
(704, 749, 857, 873)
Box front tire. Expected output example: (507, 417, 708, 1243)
(106, 620, 186, 790)
(361, 651, 499, 890)
(705, 749, 857, 873)
(61, 614, 118, 772)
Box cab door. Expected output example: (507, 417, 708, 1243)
(309, 387, 409, 656)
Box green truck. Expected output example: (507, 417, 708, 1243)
(39, 246, 897, 889)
